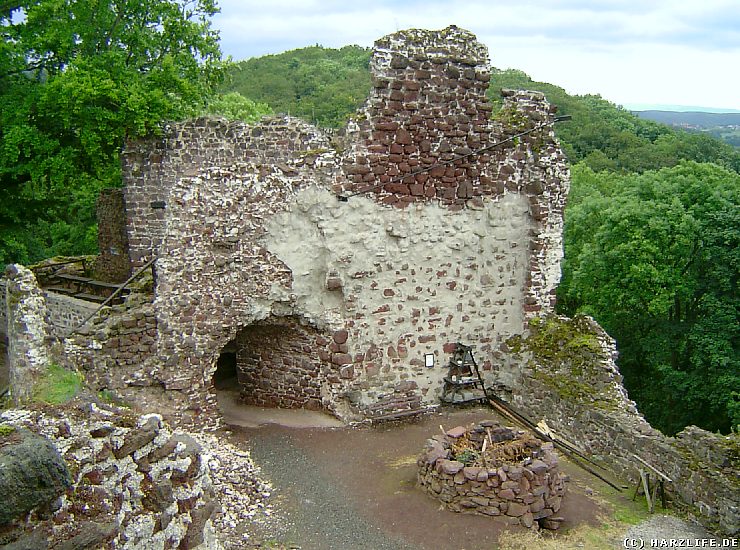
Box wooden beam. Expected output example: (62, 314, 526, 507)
(631, 453, 672, 482)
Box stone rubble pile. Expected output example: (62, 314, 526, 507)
(0, 403, 274, 549)
(190, 432, 276, 549)
(417, 421, 566, 530)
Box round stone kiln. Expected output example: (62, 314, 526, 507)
(417, 421, 566, 530)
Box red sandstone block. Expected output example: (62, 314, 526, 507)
(376, 121, 399, 131)
(332, 353, 352, 365)
(409, 184, 424, 196)
(333, 329, 348, 344)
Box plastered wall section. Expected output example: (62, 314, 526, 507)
(263, 188, 533, 410)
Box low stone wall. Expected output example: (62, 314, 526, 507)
(417, 422, 566, 530)
(44, 292, 100, 337)
(0, 405, 219, 549)
(508, 315, 740, 535)
(62, 297, 160, 401)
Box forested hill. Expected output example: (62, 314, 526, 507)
(221, 47, 740, 175)
(223, 46, 739, 437)
(635, 111, 740, 128)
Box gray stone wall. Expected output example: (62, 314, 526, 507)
(4, 265, 50, 405)
(44, 292, 100, 337)
(508, 315, 739, 535)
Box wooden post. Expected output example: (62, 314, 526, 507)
(640, 470, 653, 512)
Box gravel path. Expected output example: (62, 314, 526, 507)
(245, 428, 416, 550)
(623, 515, 723, 546)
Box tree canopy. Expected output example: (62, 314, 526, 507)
(558, 162, 739, 434)
(220, 45, 372, 128)
(0, 0, 223, 264)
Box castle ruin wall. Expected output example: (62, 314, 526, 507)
(125, 27, 571, 422)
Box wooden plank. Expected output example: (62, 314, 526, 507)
(73, 292, 107, 304)
(640, 470, 653, 512)
(56, 273, 92, 283)
(631, 453, 672, 482)
(44, 286, 76, 296)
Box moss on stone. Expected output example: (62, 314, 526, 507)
(493, 105, 530, 132)
(0, 424, 15, 437)
(518, 315, 618, 410)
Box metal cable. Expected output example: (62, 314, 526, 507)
(337, 115, 571, 201)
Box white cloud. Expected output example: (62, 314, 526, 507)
(213, 0, 740, 110)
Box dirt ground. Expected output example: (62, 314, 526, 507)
(221, 403, 630, 550)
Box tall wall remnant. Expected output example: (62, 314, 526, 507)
(3, 265, 51, 405)
(114, 26, 569, 423)
(1, 25, 737, 535)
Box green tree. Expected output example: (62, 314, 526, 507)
(204, 91, 272, 123)
(221, 45, 371, 127)
(559, 162, 739, 434)
(0, 0, 223, 264)
(488, 69, 740, 174)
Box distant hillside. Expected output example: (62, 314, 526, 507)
(634, 111, 740, 148)
(634, 111, 740, 128)
(221, 45, 371, 128)
(221, 49, 740, 174)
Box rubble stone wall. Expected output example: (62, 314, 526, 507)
(0, 406, 219, 549)
(92, 189, 132, 282)
(509, 315, 739, 535)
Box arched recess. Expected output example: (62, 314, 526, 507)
(213, 315, 330, 411)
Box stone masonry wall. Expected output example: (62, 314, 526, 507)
(235, 317, 328, 410)
(93, 188, 132, 282)
(118, 26, 570, 423)
(122, 116, 332, 269)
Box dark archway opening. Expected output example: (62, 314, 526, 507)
(213, 341, 238, 391)
(214, 316, 329, 411)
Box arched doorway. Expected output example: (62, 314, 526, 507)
(213, 316, 329, 411)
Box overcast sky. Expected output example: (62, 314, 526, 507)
(212, 0, 740, 112)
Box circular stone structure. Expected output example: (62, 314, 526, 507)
(417, 421, 566, 530)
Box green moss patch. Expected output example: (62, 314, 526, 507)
(516, 315, 620, 409)
(33, 364, 83, 405)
